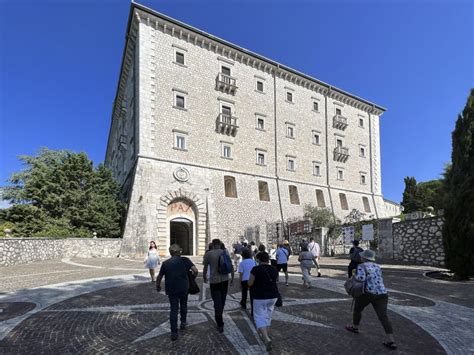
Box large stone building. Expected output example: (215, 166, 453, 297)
(105, 3, 400, 256)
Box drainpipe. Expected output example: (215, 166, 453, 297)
(273, 64, 285, 240)
(369, 105, 379, 219)
(325, 87, 336, 224)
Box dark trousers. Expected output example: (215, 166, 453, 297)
(210, 280, 228, 327)
(240, 281, 254, 314)
(348, 261, 360, 278)
(353, 293, 393, 334)
(168, 293, 188, 334)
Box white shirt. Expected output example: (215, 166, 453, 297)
(269, 248, 277, 260)
(238, 258, 257, 281)
(308, 241, 320, 257)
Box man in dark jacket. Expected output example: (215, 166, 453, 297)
(156, 244, 198, 341)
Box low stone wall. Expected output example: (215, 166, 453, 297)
(393, 217, 445, 267)
(0, 238, 122, 267)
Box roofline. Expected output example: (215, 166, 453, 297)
(131, 1, 386, 113)
(383, 198, 401, 206)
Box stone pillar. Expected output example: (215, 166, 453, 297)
(377, 218, 393, 259)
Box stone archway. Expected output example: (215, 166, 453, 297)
(157, 188, 207, 256)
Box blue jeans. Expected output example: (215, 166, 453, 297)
(168, 293, 188, 334)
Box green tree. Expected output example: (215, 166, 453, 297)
(401, 176, 423, 213)
(442, 89, 474, 280)
(1, 148, 123, 238)
(417, 179, 445, 211)
(303, 205, 340, 237)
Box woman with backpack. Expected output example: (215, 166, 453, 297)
(348, 240, 364, 278)
(345, 249, 397, 350)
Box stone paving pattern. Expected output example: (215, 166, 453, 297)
(0, 256, 473, 354)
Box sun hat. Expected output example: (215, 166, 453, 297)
(359, 249, 376, 261)
(169, 244, 182, 254)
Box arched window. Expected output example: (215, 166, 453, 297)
(258, 181, 270, 201)
(339, 193, 349, 210)
(289, 185, 300, 205)
(316, 189, 326, 208)
(362, 196, 371, 213)
(224, 176, 237, 198)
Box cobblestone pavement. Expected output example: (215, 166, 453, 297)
(0, 256, 473, 354)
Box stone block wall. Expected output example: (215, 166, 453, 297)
(0, 238, 122, 267)
(393, 217, 445, 267)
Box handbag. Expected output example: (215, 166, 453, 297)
(344, 264, 367, 298)
(188, 270, 200, 295)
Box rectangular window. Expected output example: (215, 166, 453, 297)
(337, 169, 344, 180)
(222, 144, 232, 159)
(175, 95, 185, 108)
(336, 138, 343, 147)
(362, 196, 371, 213)
(256, 81, 264, 92)
(360, 173, 367, 185)
(336, 108, 342, 116)
(258, 181, 270, 201)
(339, 193, 349, 210)
(221, 66, 231, 76)
(286, 91, 293, 102)
(175, 134, 186, 150)
(287, 125, 295, 138)
(257, 117, 265, 130)
(313, 101, 319, 111)
(359, 118, 364, 127)
(257, 152, 266, 165)
(289, 185, 300, 205)
(287, 158, 295, 171)
(312, 131, 321, 145)
(316, 189, 326, 208)
(175, 51, 185, 65)
(360, 146, 366, 157)
(313, 162, 321, 176)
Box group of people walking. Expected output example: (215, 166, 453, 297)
(149, 237, 397, 351)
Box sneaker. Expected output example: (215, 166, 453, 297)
(171, 333, 178, 341)
(217, 325, 224, 333)
(285, 282, 289, 286)
(180, 322, 188, 330)
(317, 272, 322, 277)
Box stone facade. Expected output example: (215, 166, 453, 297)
(105, 3, 400, 256)
(0, 238, 122, 267)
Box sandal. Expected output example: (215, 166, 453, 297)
(265, 340, 272, 351)
(383, 341, 397, 350)
(345, 325, 359, 333)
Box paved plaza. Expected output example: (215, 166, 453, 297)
(1, 257, 473, 354)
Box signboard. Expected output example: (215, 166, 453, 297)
(289, 220, 311, 235)
(362, 224, 374, 241)
(342, 226, 355, 244)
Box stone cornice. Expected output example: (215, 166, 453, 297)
(130, 2, 386, 117)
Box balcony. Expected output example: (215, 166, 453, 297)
(334, 146, 350, 162)
(333, 114, 348, 130)
(216, 73, 237, 95)
(216, 113, 238, 136)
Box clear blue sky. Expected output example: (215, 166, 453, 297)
(1, 0, 473, 207)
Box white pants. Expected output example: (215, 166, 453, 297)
(253, 298, 277, 329)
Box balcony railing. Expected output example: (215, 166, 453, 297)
(216, 113, 238, 136)
(333, 114, 349, 130)
(216, 73, 237, 95)
(334, 146, 350, 162)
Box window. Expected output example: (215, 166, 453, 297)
(224, 176, 237, 198)
(173, 131, 187, 150)
(221, 66, 231, 76)
(221, 143, 232, 159)
(336, 108, 342, 116)
(258, 181, 270, 201)
(360, 173, 367, 185)
(359, 117, 364, 127)
(362, 196, 371, 213)
(359, 146, 366, 157)
(256, 151, 266, 166)
(313, 101, 319, 111)
(289, 185, 300, 205)
(286, 91, 293, 102)
(316, 189, 326, 208)
(175, 51, 185, 65)
(287, 158, 295, 171)
(337, 169, 344, 180)
(256, 117, 265, 130)
(175, 95, 185, 108)
(286, 124, 295, 138)
(339, 193, 349, 210)
(312, 131, 321, 145)
(256, 81, 264, 92)
(313, 162, 321, 176)
(336, 138, 343, 147)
